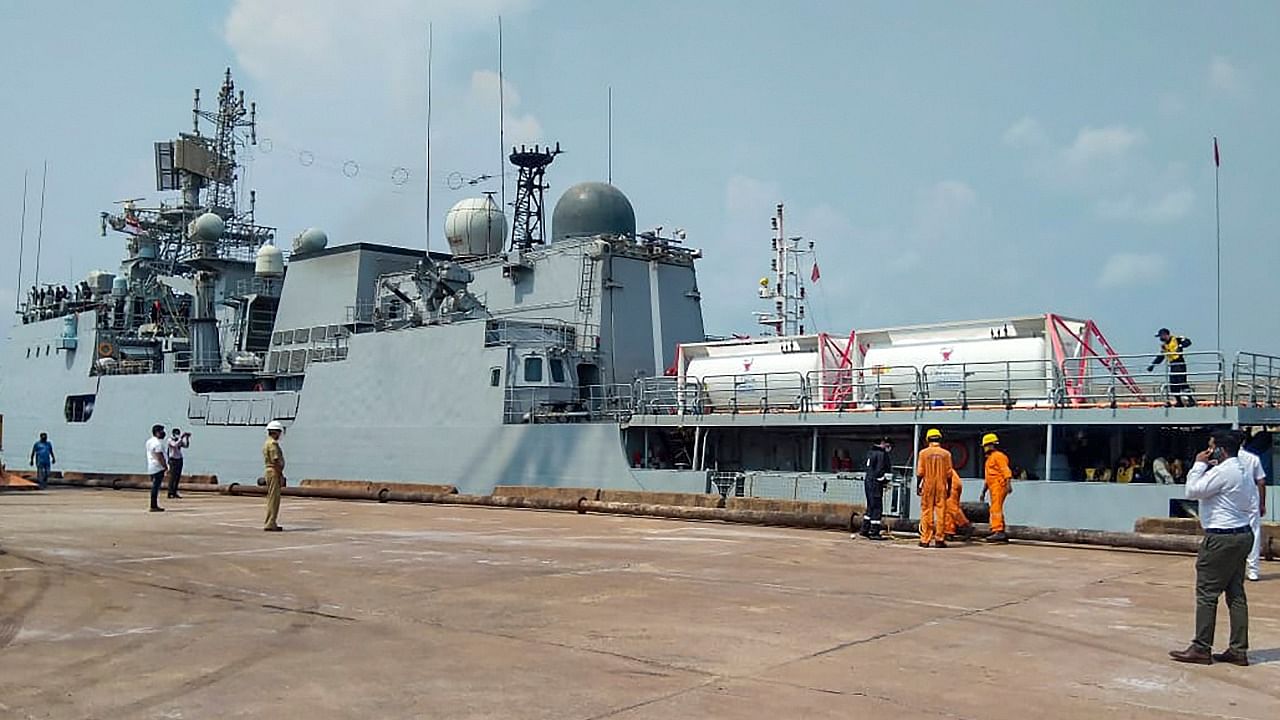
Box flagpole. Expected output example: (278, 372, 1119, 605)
(1214, 137, 1221, 351)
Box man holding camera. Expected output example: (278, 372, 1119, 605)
(1169, 430, 1255, 666)
(166, 428, 191, 499)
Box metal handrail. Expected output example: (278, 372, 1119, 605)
(921, 359, 1060, 410)
(805, 366, 923, 411)
(1065, 351, 1225, 407)
(1232, 351, 1280, 408)
(698, 371, 808, 414)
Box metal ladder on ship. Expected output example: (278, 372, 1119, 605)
(575, 251, 597, 350)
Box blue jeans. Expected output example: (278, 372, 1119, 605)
(36, 464, 51, 489)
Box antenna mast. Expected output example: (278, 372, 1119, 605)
(425, 22, 434, 253)
(508, 143, 562, 250)
(498, 16, 506, 216)
(754, 203, 812, 336)
(33, 161, 47, 288)
(14, 170, 28, 312)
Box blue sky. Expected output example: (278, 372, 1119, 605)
(1, 0, 1277, 356)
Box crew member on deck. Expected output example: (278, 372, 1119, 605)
(1148, 328, 1195, 407)
(980, 433, 1013, 544)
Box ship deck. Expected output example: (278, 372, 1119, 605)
(2, 490, 1278, 719)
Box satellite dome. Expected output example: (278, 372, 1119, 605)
(189, 212, 225, 242)
(292, 227, 328, 254)
(551, 182, 636, 242)
(255, 244, 284, 277)
(445, 197, 507, 256)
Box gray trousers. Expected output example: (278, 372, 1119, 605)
(1193, 531, 1252, 653)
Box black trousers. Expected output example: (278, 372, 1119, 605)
(167, 458, 184, 496)
(1169, 359, 1190, 394)
(862, 478, 886, 534)
(149, 471, 165, 508)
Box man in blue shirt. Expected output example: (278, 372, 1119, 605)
(29, 432, 56, 489)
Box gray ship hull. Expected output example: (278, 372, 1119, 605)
(1, 312, 675, 494)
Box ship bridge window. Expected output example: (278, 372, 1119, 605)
(523, 356, 543, 383)
(65, 394, 95, 423)
(490, 367, 502, 387)
(549, 358, 566, 384)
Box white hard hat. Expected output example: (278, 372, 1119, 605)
(266, 420, 285, 433)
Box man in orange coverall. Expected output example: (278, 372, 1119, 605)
(916, 428, 952, 548)
(944, 469, 974, 541)
(980, 432, 1013, 543)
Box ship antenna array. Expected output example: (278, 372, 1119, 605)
(508, 142, 562, 251)
(755, 203, 814, 336)
(191, 67, 257, 214)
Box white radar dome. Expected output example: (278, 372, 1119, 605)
(189, 212, 225, 242)
(255, 244, 284, 277)
(445, 197, 507, 257)
(292, 227, 329, 254)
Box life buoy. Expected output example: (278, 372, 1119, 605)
(253, 382, 264, 392)
(97, 341, 115, 357)
(941, 441, 969, 471)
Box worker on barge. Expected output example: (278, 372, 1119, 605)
(916, 428, 952, 548)
(980, 433, 1013, 543)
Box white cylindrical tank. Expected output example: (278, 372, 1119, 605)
(255, 244, 284, 277)
(862, 336, 1052, 406)
(292, 227, 328, 254)
(684, 349, 819, 411)
(445, 197, 507, 256)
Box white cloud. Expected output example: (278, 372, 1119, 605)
(222, 0, 537, 245)
(1002, 116, 1047, 149)
(1096, 189, 1195, 224)
(913, 180, 979, 243)
(1060, 125, 1145, 170)
(467, 70, 542, 146)
(1097, 253, 1168, 288)
(1003, 116, 1198, 226)
(1208, 55, 1248, 95)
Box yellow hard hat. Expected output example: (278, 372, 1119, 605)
(982, 432, 999, 446)
(925, 428, 942, 441)
(759, 277, 770, 287)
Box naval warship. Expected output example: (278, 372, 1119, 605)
(4, 70, 1279, 532)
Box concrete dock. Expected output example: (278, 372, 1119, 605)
(1, 489, 1278, 719)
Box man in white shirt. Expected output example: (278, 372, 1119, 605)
(1169, 430, 1256, 666)
(145, 424, 168, 513)
(166, 428, 191, 500)
(1237, 438, 1267, 582)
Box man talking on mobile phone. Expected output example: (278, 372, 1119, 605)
(1169, 430, 1256, 666)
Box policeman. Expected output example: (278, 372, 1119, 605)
(263, 420, 286, 532)
(859, 437, 894, 540)
(980, 432, 1013, 543)
(1148, 328, 1195, 407)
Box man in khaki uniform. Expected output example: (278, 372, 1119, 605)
(263, 421, 286, 532)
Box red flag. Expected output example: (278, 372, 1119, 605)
(810, 263, 821, 283)
(1214, 137, 1220, 167)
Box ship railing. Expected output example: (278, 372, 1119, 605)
(484, 318, 580, 349)
(635, 376, 702, 415)
(695, 372, 808, 414)
(920, 359, 1062, 411)
(805, 366, 924, 412)
(1063, 351, 1226, 408)
(580, 383, 635, 418)
(504, 384, 634, 423)
(1231, 351, 1280, 408)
